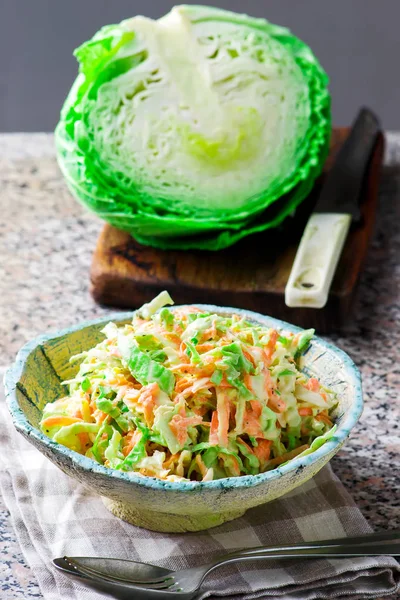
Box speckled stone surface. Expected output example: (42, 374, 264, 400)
(0, 133, 399, 598)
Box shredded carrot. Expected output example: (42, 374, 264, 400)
(250, 400, 262, 418)
(195, 454, 208, 477)
(315, 412, 333, 426)
(266, 444, 309, 468)
(216, 391, 230, 447)
(175, 377, 192, 392)
(242, 402, 264, 437)
(179, 341, 188, 361)
(268, 394, 286, 413)
(243, 349, 256, 367)
(81, 398, 92, 422)
(306, 378, 320, 392)
(237, 436, 255, 455)
(122, 430, 134, 450)
(264, 330, 278, 364)
(196, 343, 214, 352)
(169, 414, 203, 447)
(253, 439, 272, 466)
(41, 416, 82, 428)
(192, 404, 210, 417)
(93, 409, 109, 424)
(77, 433, 90, 449)
(163, 453, 179, 469)
(243, 372, 252, 391)
(139, 383, 159, 427)
(263, 367, 275, 395)
(218, 376, 234, 389)
(209, 411, 219, 446)
(298, 407, 313, 416)
(122, 430, 142, 457)
(201, 321, 218, 341)
(164, 332, 181, 343)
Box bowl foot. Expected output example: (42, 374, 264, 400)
(101, 497, 245, 532)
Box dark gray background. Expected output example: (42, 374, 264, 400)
(1, 0, 399, 131)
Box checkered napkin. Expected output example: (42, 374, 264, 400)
(1, 377, 399, 600)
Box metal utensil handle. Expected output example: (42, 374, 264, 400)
(233, 529, 400, 558)
(209, 542, 400, 572)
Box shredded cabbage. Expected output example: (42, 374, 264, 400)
(137, 291, 174, 319)
(55, 5, 330, 250)
(40, 292, 337, 481)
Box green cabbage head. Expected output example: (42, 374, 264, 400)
(55, 5, 331, 250)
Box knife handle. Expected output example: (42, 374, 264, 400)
(285, 213, 352, 309)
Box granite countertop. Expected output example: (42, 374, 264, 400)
(0, 133, 399, 598)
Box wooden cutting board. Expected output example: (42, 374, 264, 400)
(90, 128, 384, 333)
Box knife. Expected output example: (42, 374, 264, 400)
(285, 107, 381, 309)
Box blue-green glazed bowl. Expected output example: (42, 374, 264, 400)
(4, 306, 363, 532)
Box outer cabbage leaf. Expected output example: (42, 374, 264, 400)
(56, 4, 330, 250)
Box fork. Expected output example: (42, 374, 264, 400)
(54, 530, 400, 599)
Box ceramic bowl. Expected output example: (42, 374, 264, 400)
(4, 306, 362, 533)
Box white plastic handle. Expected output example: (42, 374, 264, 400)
(285, 213, 352, 309)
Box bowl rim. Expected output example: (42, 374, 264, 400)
(4, 305, 363, 492)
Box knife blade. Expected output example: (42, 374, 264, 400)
(285, 107, 381, 309)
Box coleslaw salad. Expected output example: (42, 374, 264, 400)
(40, 292, 337, 481)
